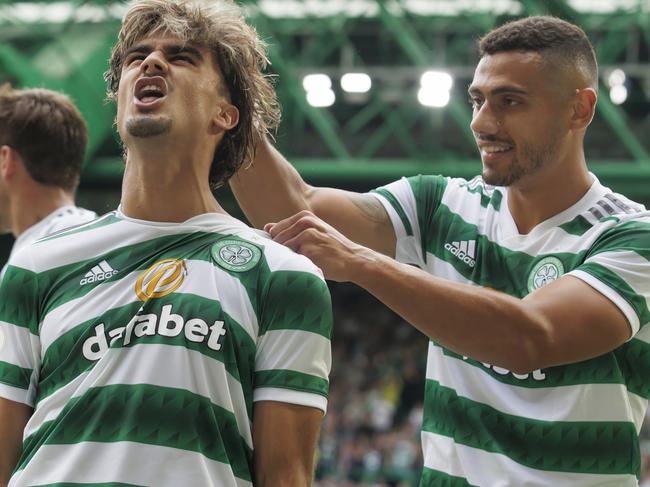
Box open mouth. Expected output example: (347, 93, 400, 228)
(134, 77, 167, 107)
(138, 85, 164, 103)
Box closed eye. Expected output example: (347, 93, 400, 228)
(171, 55, 195, 64)
(125, 54, 146, 65)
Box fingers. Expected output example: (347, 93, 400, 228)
(265, 210, 316, 238)
(266, 211, 328, 245)
(282, 227, 321, 254)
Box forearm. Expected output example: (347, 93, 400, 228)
(349, 248, 551, 373)
(253, 401, 321, 487)
(0, 399, 31, 486)
(231, 136, 313, 228)
(255, 467, 312, 487)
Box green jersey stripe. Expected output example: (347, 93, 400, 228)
(254, 369, 329, 397)
(422, 379, 639, 476)
(420, 467, 477, 487)
(20, 383, 253, 481)
(372, 188, 414, 236)
(456, 179, 503, 210)
(259, 271, 332, 338)
(577, 262, 650, 325)
(559, 215, 594, 236)
(615, 337, 650, 399)
(26, 343, 254, 446)
(0, 266, 39, 333)
(0, 360, 32, 390)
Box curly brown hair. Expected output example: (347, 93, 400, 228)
(479, 16, 598, 89)
(105, 0, 280, 188)
(0, 85, 87, 191)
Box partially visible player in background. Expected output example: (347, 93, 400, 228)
(0, 85, 96, 279)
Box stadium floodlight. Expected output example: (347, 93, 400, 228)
(302, 74, 332, 92)
(307, 89, 336, 108)
(609, 84, 628, 105)
(418, 70, 453, 108)
(420, 70, 453, 92)
(607, 68, 626, 88)
(417, 87, 450, 108)
(341, 72, 372, 93)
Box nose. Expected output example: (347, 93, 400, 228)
(141, 50, 168, 75)
(470, 102, 499, 137)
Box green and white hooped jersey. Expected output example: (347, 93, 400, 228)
(372, 175, 650, 487)
(0, 210, 332, 487)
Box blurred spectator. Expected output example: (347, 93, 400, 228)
(315, 283, 426, 486)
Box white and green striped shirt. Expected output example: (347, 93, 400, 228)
(0, 209, 332, 487)
(372, 174, 650, 487)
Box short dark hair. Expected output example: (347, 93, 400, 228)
(106, 0, 280, 189)
(479, 16, 598, 89)
(0, 85, 88, 191)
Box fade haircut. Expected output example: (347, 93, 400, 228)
(105, 0, 280, 189)
(479, 16, 598, 90)
(0, 85, 87, 191)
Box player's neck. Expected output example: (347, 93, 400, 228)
(506, 158, 592, 235)
(121, 149, 225, 223)
(12, 186, 75, 238)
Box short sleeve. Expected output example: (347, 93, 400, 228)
(0, 261, 41, 406)
(254, 268, 332, 413)
(370, 175, 449, 267)
(568, 219, 650, 337)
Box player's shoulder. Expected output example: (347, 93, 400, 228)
(213, 225, 325, 281)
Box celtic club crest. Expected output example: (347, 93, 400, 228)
(527, 257, 565, 292)
(211, 239, 261, 272)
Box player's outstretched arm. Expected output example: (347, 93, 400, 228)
(252, 401, 323, 486)
(0, 398, 31, 486)
(268, 212, 635, 373)
(231, 136, 396, 256)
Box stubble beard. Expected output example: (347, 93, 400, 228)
(125, 115, 172, 138)
(483, 138, 560, 187)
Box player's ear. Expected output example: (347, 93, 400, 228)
(0, 145, 18, 182)
(210, 103, 239, 134)
(570, 88, 597, 131)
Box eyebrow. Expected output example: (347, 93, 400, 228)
(124, 43, 204, 61)
(467, 85, 529, 97)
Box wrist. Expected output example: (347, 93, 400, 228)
(346, 245, 387, 285)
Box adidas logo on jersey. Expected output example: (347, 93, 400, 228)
(80, 260, 118, 285)
(444, 240, 476, 268)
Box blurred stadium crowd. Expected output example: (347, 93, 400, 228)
(314, 283, 426, 486)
